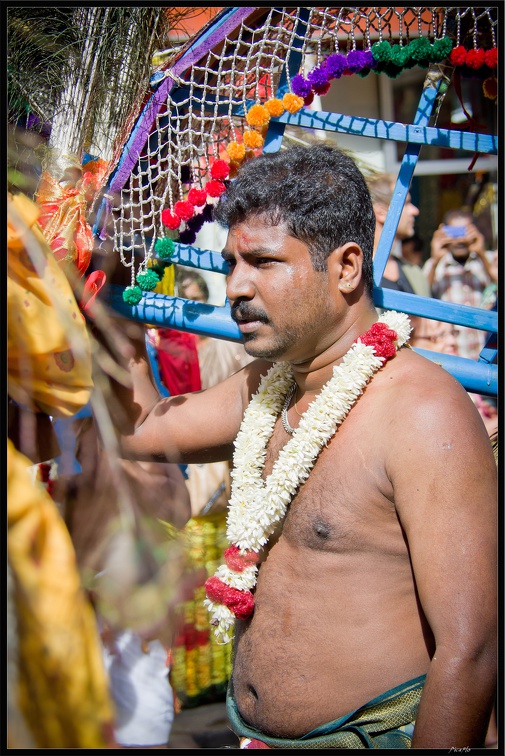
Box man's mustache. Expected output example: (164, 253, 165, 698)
(231, 301, 269, 324)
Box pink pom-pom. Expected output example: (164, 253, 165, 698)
(187, 188, 207, 207)
(161, 209, 181, 230)
(210, 159, 230, 180)
(174, 200, 194, 221)
(205, 179, 226, 198)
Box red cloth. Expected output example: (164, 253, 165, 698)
(156, 329, 202, 396)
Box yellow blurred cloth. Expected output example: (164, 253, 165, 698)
(8, 440, 115, 748)
(8, 192, 93, 417)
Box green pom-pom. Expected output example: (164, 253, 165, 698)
(136, 269, 160, 291)
(432, 36, 454, 62)
(123, 286, 143, 305)
(372, 40, 392, 63)
(155, 237, 175, 260)
(383, 62, 403, 78)
(390, 44, 408, 67)
(150, 264, 165, 278)
(409, 37, 432, 64)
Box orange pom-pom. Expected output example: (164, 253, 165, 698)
(243, 130, 264, 149)
(264, 98, 285, 117)
(246, 104, 271, 127)
(483, 77, 497, 100)
(282, 93, 305, 114)
(226, 141, 246, 161)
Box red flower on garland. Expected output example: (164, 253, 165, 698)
(449, 45, 467, 66)
(161, 209, 181, 230)
(357, 322, 398, 360)
(205, 179, 226, 198)
(205, 576, 255, 620)
(187, 188, 207, 207)
(174, 200, 194, 221)
(224, 545, 260, 572)
(210, 159, 230, 180)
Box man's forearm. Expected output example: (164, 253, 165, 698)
(411, 652, 496, 748)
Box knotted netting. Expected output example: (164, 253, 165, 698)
(94, 6, 497, 300)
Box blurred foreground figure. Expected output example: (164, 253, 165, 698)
(7, 192, 115, 748)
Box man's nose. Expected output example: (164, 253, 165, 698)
(226, 261, 255, 301)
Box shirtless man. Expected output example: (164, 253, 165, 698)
(110, 146, 496, 748)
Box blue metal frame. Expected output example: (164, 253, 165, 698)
(102, 7, 498, 398)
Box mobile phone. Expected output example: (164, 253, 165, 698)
(443, 225, 466, 238)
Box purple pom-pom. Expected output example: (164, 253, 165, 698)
(179, 227, 197, 245)
(307, 66, 330, 88)
(325, 53, 347, 79)
(362, 50, 377, 69)
(291, 74, 312, 98)
(347, 50, 370, 72)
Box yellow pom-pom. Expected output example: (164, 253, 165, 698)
(282, 93, 305, 114)
(226, 141, 246, 161)
(265, 98, 285, 117)
(246, 104, 270, 127)
(243, 130, 264, 149)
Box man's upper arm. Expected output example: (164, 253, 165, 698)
(389, 376, 497, 653)
(127, 358, 269, 465)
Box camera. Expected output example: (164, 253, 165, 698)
(442, 225, 466, 238)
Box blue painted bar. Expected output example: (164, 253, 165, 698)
(274, 109, 498, 154)
(109, 286, 241, 341)
(373, 287, 498, 333)
(170, 245, 229, 274)
(373, 75, 441, 283)
(108, 287, 497, 397)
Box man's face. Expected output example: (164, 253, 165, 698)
(411, 318, 458, 355)
(396, 194, 419, 241)
(222, 217, 339, 362)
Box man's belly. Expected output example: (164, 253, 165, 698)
(231, 545, 432, 738)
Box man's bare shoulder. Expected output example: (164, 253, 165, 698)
(377, 347, 495, 476)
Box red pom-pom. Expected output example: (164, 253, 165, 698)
(303, 91, 315, 106)
(205, 179, 226, 198)
(161, 209, 181, 230)
(224, 545, 260, 572)
(357, 322, 398, 361)
(205, 576, 255, 619)
(312, 81, 331, 95)
(449, 45, 467, 66)
(187, 187, 207, 207)
(484, 48, 498, 69)
(465, 48, 485, 70)
(174, 200, 194, 221)
(210, 159, 230, 180)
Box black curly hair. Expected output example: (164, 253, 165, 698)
(213, 145, 375, 297)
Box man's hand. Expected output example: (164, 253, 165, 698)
(464, 222, 486, 258)
(430, 225, 452, 263)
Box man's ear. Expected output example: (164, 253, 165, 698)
(328, 242, 363, 294)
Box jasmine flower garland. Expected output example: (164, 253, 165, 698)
(204, 311, 412, 643)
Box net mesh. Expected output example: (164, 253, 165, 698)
(98, 6, 497, 287)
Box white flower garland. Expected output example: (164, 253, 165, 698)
(205, 311, 411, 642)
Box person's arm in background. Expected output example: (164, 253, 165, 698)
(423, 225, 452, 289)
(464, 222, 498, 283)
